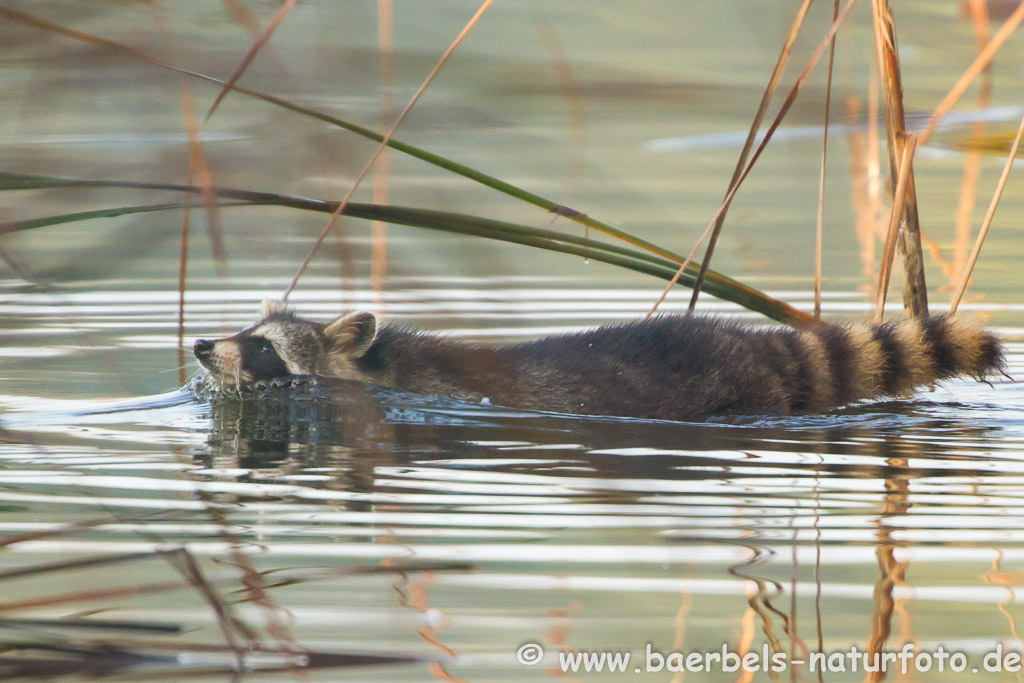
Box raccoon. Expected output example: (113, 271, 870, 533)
(193, 300, 1004, 421)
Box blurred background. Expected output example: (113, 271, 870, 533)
(4, 2, 1024, 681)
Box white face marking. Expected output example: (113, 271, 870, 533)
(196, 308, 330, 387)
(199, 339, 254, 388)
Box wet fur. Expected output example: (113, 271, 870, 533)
(194, 304, 1003, 421)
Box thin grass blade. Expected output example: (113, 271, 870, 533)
(1, 202, 249, 234)
(871, 0, 928, 318)
(180, 87, 225, 276)
(952, 0, 994, 288)
(283, 0, 494, 299)
(0, 8, 810, 324)
(653, 0, 859, 316)
(950, 109, 1024, 312)
(815, 0, 841, 320)
(206, 0, 299, 120)
(875, 134, 917, 322)
(0, 173, 809, 324)
(687, 0, 813, 313)
(919, 0, 1024, 145)
(371, 0, 395, 300)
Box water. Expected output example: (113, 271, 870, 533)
(5, 0, 1024, 680)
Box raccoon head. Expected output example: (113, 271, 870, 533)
(193, 300, 379, 388)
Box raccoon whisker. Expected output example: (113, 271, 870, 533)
(158, 365, 195, 374)
(161, 359, 202, 374)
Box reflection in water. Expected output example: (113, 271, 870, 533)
(2, 369, 1024, 678)
(192, 371, 1024, 679)
(6, 0, 1024, 678)
(2, 366, 1024, 679)
(14, 374, 1015, 678)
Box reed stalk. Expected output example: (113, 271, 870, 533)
(874, 134, 917, 322)
(282, 0, 494, 300)
(0, 172, 811, 324)
(205, 0, 299, 121)
(686, 0, 814, 313)
(0, 7, 810, 325)
(815, 0, 842, 319)
(950, 110, 1024, 313)
(918, 0, 1024, 146)
(654, 0, 859, 317)
(870, 0, 928, 319)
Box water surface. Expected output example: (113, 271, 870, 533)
(4, 1, 1024, 680)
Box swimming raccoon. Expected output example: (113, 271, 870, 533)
(192, 300, 1003, 421)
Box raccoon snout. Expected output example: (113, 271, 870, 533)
(193, 339, 214, 360)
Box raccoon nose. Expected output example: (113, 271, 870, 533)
(193, 339, 214, 360)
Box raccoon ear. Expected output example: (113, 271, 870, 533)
(260, 299, 289, 318)
(323, 311, 379, 357)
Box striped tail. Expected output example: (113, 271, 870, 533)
(798, 315, 1003, 410)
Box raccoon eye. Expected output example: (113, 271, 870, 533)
(258, 339, 275, 354)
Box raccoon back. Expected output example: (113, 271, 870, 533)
(355, 315, 1003, 421)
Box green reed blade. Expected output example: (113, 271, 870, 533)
(0, 7, 811, 325)
(0, 173, 808, 324)
(0, 201, 258, 231)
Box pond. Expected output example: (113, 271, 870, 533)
(4, 1, 1024, 680)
